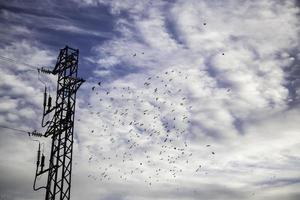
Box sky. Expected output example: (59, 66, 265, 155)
(0, 0, 300, 200)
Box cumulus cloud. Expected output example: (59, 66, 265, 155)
(0, 40, 56, 199)
(0, 40, 56, 126)
(72, 0, 300, 200)
(1, 1, 300, 200)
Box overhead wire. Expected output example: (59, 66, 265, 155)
(0, 124, 30, 134)
(0, 55, 38, 70)
(0, 54, 54, 99)
(0, 124, 44, 137)
(0, 124, 45, 190)
(0, 54, 92, 85)
(0, 55, 62, 130)
(0, 53, 86, 190)
(37, 68, 48, 88)
(0, 123, 44, 185)
(0, 54, 51, 90)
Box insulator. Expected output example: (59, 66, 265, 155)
(37, 144, 41, 166)
(31, 131, 43, 137)
(40, 154, 45, 171)
(47, 96, 52, 111)
(40, 67, 53, 74)
(43, 87, 47, 108)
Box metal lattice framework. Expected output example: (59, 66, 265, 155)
(34, 46, 84, 200)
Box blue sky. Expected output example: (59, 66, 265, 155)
(0, 1, 300, 200)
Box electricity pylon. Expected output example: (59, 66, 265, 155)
(33, 46, 85, 200)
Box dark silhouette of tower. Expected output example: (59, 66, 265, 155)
(33, 46, 85, 200)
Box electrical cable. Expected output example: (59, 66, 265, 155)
(0, 124, 43, 137)
(37, 68, 48, 89)
(0, 124, 46, 190)
(33, 141, 47, 191)
(0, 123, 46, 190)
(0, 124, 30, 134)
(0, 55, 38, 70)
(0, 54, 90, 85)
(0, 55, 53, 91)
(0, 55, 55, 116)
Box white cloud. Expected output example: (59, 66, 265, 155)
(73, 1, 300, 200)
(1, 1, 300, 200)
(0, 40, 56, 199)
(49, 24, 111, 38)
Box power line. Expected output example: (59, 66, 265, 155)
(0, 55, 93, 85)
(0, 124, 30, 134)
(0, 124, 43, 137)
(0, 55, 38, 70)
(0, 55, 56, 93)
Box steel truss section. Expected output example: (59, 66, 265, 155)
(42, 46, 84, 200)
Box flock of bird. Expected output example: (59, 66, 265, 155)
(78, 67, 219, 186)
